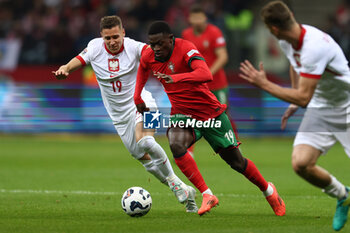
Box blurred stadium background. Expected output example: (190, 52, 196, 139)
(0, 0, 348, 135)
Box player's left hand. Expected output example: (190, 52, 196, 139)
(52, 66, 69, 80)
(239, 60, 268, 87)
(136, 103, 149, 114)
(281, 104, 299, 130)
(154, 72, 174, 83)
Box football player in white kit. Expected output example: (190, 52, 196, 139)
(52, 16, 197, 213)
(239, 1, 350, 231)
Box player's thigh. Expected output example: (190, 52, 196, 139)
(292, 131, 336, 168)
(294, 131, 337, 156)
(292, 144, 322, 169)
(167, 127, 194, 150)
(202, 112, 239, 153)
(168, 114, 201, 149)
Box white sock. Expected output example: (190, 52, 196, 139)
(263, 183, 274, 197)
(202, 188, 213, 196)
(137, 136, 175, 178)
(323, 175, 347, 200)
(140, 159, 167, 185)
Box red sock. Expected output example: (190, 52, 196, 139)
(174, 151, 208, 193)
(243, 159, 268, 191)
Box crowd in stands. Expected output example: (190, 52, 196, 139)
(1, 0, 349, 65)
(327, 0, 350, 60)
(0, 0, 253, 65)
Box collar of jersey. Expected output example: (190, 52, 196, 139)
(104, 42, 124, 56)
(293, 24, 306, 51)
(154, 37, 175, 63)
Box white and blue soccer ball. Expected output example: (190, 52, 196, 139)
(121, 186, 152, 217)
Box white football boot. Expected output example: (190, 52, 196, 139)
(185, 186, 198, 213)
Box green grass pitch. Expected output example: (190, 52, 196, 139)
(0, 135, 349, 233)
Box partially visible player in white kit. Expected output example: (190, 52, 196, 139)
(52, 16, 197, 213)
(239, 1, 350, 231)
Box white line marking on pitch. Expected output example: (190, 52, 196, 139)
(0, 189, 327, 199)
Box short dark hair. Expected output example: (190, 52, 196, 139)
(190, 4, 205, 14)
(260, 1, 295, 30)
(148, 21, 172, 35)
(100, 15, 123, 32)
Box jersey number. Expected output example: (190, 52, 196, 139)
(224, 130, 235, 144)
(110, 80, 122, 92)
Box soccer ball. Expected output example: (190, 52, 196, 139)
(121, 186, 152, 217)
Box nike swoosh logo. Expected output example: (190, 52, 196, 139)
(207, 200, 215, 205)
(110, 74, 119, 78)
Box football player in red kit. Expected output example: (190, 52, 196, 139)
(134, 21, 285, 216)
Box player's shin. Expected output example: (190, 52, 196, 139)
(219, 148, 269, 191)
(138, 136, 192, 203)
(242, 158, 269, 192)
(174, 151, 208, 193)
(140, 159, 167, 185)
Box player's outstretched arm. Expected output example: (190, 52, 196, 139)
(136, 103, 150, 114)
(52, 57, 82, 80)
(239, 60, 318, 107)
(280, 66, 300, 130)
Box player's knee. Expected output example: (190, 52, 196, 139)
(137, 136, 156, 153)
(169, 141, 187, 157)
(291, 156, 310, 175)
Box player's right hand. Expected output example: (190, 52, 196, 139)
(136, 103, 149, 114)
(281, 104, 299, 130)
(52, 66, 69, 80)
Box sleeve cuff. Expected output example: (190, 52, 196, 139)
(300, 72, 321, 79)
(75, 55, 86, 66)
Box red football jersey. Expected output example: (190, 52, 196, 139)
(182, 24, 228, 90)
(134, 38, 226, 121)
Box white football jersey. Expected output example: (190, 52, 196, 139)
(77, 37, 148, 123)
(279, 24, 350, 108)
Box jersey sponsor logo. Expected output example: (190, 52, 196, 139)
(168, 62, 175, 73)
(108, 58, 120, 72)
(187, 49, 200, 57)
(293, 53, 301, 67)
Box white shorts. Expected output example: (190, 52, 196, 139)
(113, 89, 157, 159)
(293, 107, 350, 157)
